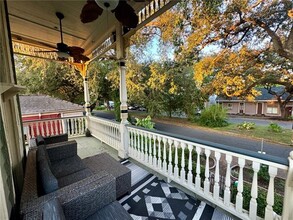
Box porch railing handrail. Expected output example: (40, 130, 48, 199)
(22, 116, 86, 124)
(127, 124, 289, 167)
(88, 115, 120, 125)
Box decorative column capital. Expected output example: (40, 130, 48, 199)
(119, 60, 126, 67)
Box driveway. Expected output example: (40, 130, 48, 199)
(91, 111, 292, 160)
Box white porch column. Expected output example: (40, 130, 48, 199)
(116, 23, 129, 159)
(83, 75, 91, 116)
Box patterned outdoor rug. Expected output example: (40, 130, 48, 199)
(119, 175, 214, 220)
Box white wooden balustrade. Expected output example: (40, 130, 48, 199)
(23, 116, 86, 139)
(41, 116, 290, 220)
(87, 116, 120, 151)
(138, 0, 174, 26)
(127, 125, 290, 220)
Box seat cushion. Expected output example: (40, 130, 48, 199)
(43, 198, 66, 220)
(58, 168, 93, 188)
(51, 156, 86, 178)
(38, 159, 58, 194)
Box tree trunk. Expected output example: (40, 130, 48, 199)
(278, 99, 289, 119)
(280, 106, 286, 119)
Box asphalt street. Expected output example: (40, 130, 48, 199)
(92, 111, 292, 160)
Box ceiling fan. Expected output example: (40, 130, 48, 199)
(36, 12, 90, 63)
(80, 0, 144, 28)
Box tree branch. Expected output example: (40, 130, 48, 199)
(285, 26, 293, 52)
(247, 18, 293, 61)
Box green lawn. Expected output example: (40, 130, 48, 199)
(130, 113, 292, 146)
(214, 123, 292, 145)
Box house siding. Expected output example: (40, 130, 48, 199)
(245, 103, 257, 115)
(222, 102, 238, 114)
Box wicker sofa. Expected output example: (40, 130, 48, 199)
(20, 135, 132, 219)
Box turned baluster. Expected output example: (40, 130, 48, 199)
(174, 140, 179, 179)
(187, 144, 193, 187)
(162, 137, 167, 173)
(157, 136, 162, 170)
(224, 154, 232, 206)
(236, 158, 245, 213)
(204, 149, 211, 195)
(195, 146, 202, 190)
(180, 143, 186, 183)
(213, 151, 221, 201)
(264, 166, 278, 220)
(249, 161, 260, 220)
(168, 139, 173, 177)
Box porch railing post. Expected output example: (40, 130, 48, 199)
(116, 23, 129, 159)
(282, 151, 293, 220)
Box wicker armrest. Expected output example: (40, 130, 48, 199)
(22, 171, 116, 220)
(46, 140, 77, 161)
(20, 149, 39, 209)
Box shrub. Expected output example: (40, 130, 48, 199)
(95, 106, 106, 111)
(258, 165, 270, 182)
(237, 121, 255, 130)
(113, 101, 121, 122)
(268, 122, 282, 133)
(199, 105, 228, 127)
(231, 182, 283, 218)
(135, 115, 155, 129)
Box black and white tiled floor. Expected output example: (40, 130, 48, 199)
(119, 162, 236, 220)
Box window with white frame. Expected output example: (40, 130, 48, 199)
(267, 103, 278, 114)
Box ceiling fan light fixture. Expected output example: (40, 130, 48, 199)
(95, 0, 119, 11)
(57, 51, 70, 58)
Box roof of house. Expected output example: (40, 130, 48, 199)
(255, 87, 290, 100)
(217, 86, 292, 102)
(19, 95, 84, 115)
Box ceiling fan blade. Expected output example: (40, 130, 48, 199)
(80, 0, 103, 23)
(114, 1, 138, 28)
(72, 54, 90, 63)
(68, 46, 85, 55)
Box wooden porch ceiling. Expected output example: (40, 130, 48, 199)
(7, 0, 179, 62)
